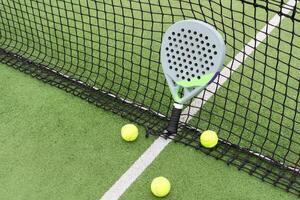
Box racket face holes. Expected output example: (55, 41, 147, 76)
(162, 22, 224, 84)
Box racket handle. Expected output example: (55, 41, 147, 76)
(166, 103, 183, 135)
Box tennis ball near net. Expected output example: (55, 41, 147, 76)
(151, 176, 171, 197)
(200, 130, 218, 148)
(121, 124, 139, 142)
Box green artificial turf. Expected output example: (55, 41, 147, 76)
(120, 143, 298, 200)
(0, 0, 299, 199)
(0, 64, 154, 200)
(0, 63, 298, 200)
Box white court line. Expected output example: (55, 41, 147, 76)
(100, 1, 296, 199)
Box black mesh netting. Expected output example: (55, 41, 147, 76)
(0, 0, 299, 196)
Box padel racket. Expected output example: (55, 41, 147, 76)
(161, 20, 225, 135)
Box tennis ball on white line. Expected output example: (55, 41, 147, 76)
(121, 124, 138, 142)
(151, 176, 171, 197)
(200, 130, 218, 148)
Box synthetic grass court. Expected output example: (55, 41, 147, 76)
(0, 63, 297, 200)
(0, 0, 299, 199)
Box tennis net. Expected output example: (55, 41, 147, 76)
(0, 0, 299, 195)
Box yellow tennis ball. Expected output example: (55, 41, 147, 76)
(121, 124, 138, 141)
(200, 130, 218, 148)
(151, 176, 171, 197)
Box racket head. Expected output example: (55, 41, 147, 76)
(161, 20, 225, 104)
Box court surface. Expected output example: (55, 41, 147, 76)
(0, 64, 297, 199)
(0, 0, 299, 199)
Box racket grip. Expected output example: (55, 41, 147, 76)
(166, 103, 183, 135)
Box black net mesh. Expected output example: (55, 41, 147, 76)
(0, 0, 299, 195)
